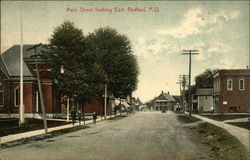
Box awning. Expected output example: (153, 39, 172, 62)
(114, 99, 131, 110)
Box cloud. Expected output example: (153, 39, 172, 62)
(134, 37, 178, 64)
(157, 8, 241, 38)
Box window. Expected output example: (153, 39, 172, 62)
(239, 79, 244, 90)
(227, 79, 233, 91)
(14, 88, 20, 106)
(0, 83, 3, 106)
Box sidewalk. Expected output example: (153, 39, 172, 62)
(192, 114, 250, 150)
(0, 115, 118, 145)
(223, 117, 250, 122)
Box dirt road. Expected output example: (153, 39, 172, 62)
(1, 111, 204, 160)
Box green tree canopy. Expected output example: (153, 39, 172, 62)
(42, 21, 103, 102)
(195, 69, 217, 88)
(86, 27, 139, 98)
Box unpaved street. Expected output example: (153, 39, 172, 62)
(1, 112, 203, 160)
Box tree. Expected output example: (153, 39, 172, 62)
(42, 21, 103, 102)
(145, 96, 158, 110)
(86, 27, 139, 99)
(195, 69, 217, 88)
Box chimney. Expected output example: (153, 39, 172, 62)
(161, 90, 163, 94)
(168, 91, 169, 94)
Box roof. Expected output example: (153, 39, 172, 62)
(1, 44, 44, 77)
(155, 91, 176, 102)
(0, 54, 10, 77)
(196, 88, 213, 96)
(214, 69, 250, 78)
(135, 98, 143, 105)
(162, 92, 176, 102)
(114, 99, 131, 109)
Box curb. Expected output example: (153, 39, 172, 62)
(0, 114, 125, 146)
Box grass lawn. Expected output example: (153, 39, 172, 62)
(226, 122, 250, 130)
(177, 114, 201, 123)
(197, 122, 249, 160)
(0, 118, 71, 137)
(176, 113, 249, 160)
(202, 114, 250, 121)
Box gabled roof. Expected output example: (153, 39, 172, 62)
(0, 54, 10, 78)
(1, 44, 44, 77)
(162, 92, 176, 102)
(196, 88, 213, 96)
(155, 91, 176, 102)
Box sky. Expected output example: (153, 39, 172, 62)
(1, 1, 249, 103)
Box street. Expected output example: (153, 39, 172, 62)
(1, 112, 203, 160)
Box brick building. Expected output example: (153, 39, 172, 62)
(213, 69, 250, 113)
(0, 45, 62, 118)
(0, 44, 107, 118)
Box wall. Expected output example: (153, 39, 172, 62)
(219, 74, 250, 112)
(198, 96, 213, 112)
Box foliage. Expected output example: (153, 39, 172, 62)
(86, 27, 139, 98)
(182, 69, 217, 102)
(195, 69, 217, 88)
(172, 95, 181, 104)
(145, 96, 157, 109)
(42, 22, 139, 103)
(42, 21, 103, 102)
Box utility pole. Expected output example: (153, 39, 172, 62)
(179, 74, 188, 112)
(19, 8, 25, 125)
(182, 50, 199, 117)
(27, 43, 48, 133)
(176, 81, 182, 111)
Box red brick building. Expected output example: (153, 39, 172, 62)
(213, 69, 250, 113)
(0, 45, 62, 118)
(0, 45, 107, 118)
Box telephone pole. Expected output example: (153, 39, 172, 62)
(179, 74, 188, 112)
(182, 50, 199, 117)
(176, 81, 182, 111)
(27, 43, 48, 133)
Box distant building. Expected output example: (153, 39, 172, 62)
(134, 97, 143, 111)
(196, 88, 213, 113)
(154, 91, 176, 111)
(213, 69, 250, 113)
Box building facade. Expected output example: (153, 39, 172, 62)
(0, 45, 61, 118)
(213, 69, 250, 113)
(154, 91, 176, 111)
(196, 88, 213, 113)
(0, 45, 109, 118)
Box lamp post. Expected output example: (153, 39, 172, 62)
(60, 65, 69, 122)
